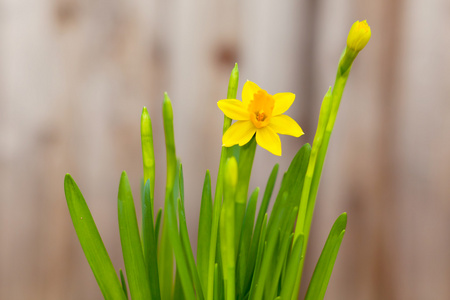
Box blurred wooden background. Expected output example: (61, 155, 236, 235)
(1, 0, 449, 299)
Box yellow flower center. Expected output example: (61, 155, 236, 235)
(248, 90, 274, 128)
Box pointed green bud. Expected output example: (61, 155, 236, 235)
(140, 107, 155, 200)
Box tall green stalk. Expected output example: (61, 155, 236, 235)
(291, 37, 369, 299)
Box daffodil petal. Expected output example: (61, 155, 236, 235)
(272, 92, 295, 116)
(218, 99, 250, 120)
(269, 115, 304, 137)
(242, 81, 262, 106)
(222, 121, 256, 147)
(256, 126, 281, 156)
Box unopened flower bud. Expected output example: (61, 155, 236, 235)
(346, 20, 371, 51)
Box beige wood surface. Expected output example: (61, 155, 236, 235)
(1, 0, 449, 299)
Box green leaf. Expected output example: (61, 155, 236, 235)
(249, 192, 287, 300)
(162, 94, 196, 299)
(213, 264, 220, 300)
(64, 174, 126, 300)
(247, 214, 267, 300)
(165, 194, 196, 299)
(234, 137, 257, 252)
(179, 163, 185, 204)
(173, 269, 186, 300)
(119, 269, 128, 300)
(270, 144, 311, 232)
(197, 170, 213, 294)
(305, 213, 347, 300)
(118, 171, 151, 299)
(265, 207, 298, 299)
(179, 198, 204, 299)
(236, 187, 259, 297)
(244, 164, 278, 293)
(279, 234, 304, 300)
(155, 208, 162, 242)
(251, 145, 310, 300)
(143, 180, 161, 300)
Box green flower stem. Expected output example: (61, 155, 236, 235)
(304, 59, 351, 251)
(220, 158, 238, 300)
(295, 88, 332, 238)
(207, 63, 239, 300)
(291, 47, 356, 299)
(338, 47, 358, 76)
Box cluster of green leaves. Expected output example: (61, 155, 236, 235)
(65, 38, 364, 299)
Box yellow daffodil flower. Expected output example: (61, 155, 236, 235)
(218, 81, 303, 156)
(347, 20, 371, 52)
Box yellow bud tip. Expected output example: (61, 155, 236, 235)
(346, 20, 371, 51)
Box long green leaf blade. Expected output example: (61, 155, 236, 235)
(305, 213, 347, 300)
(173, 269, 186, 300)
(118, 171, 151, 299)
(236, 187, 258, 297)
(197, 170, 213, 294)
(155, 208, 162, 242)
(280, 234, 304, 299)
(143, 181, 161, 300)
(119, 269, 129, 300)
(265, 207, 299, 299)
(244, 164, 278, 293)
(179, 198, 204, 299)
(234, 137, 256, 252)
(252, 145, 310, 300)
(64, 174, 126, 300)
(248, 214, 267, 300)
(162, 93, 196, 299)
